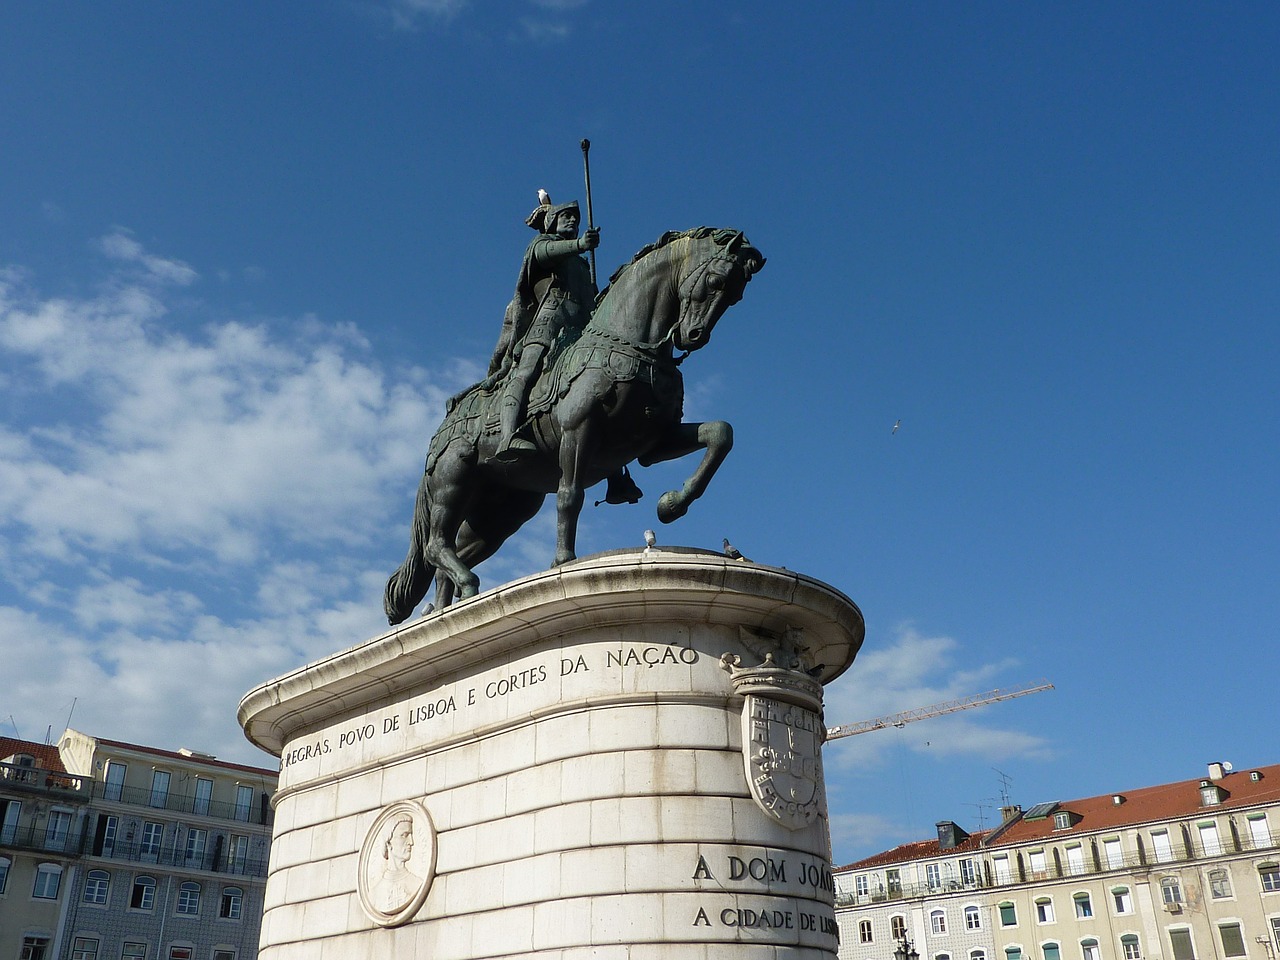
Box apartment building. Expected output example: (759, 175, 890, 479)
(0, 730, 277, 960)
(834, 762, 1280, 960)
(1, 737, 92, 960)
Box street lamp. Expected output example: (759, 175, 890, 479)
(895, 937, 921, 960)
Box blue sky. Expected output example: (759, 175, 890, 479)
(2, 2, 1277, 865)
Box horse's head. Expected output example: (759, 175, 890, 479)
(671, 229, 765, 354)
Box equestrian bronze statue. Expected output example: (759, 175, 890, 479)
(384, 224, 765, 624)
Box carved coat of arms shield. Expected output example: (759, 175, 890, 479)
(742, 693, 825, 829)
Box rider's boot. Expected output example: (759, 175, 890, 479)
(495, 392, 536, 462)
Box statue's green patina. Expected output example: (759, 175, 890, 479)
(384, 217, 764, 624)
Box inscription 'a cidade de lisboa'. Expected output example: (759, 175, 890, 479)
(280, 643, 701, 769)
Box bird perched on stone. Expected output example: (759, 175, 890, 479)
(723, 538, 749, 561)
(644, 529, 657, 549)
(537, 188, 551, 206)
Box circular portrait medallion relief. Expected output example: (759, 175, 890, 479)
(357, 799, 437, 927)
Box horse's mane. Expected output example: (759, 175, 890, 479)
(597, 227, 754, 304)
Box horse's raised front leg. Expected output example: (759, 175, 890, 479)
(639, 420, 734, 524)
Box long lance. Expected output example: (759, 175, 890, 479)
(580, 138, 597, 287)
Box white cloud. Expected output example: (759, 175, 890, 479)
(0, 232, 473, 763)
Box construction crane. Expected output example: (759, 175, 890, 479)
(825, 680, 1054, 741)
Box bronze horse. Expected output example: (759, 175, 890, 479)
(384, 227, 765, 624)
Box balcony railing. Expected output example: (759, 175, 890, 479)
(836, 832, 1280, 907)
(94, 781, 273, 827)
(0, 821, 90, 856)
(0, 761, 90, 798)
(86, 836, 268, 879)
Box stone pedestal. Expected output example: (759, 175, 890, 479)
(238, 547, 864, 960)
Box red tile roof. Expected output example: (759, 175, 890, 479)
(0, 736, 66, 773)
(836, 830, 992, 871)
(991, 763, 1280, 847)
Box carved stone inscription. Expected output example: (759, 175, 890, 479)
(279, 641, 701, 773)
(689, 849, 839, 940)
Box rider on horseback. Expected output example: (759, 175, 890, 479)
(492, 194, 599, 462)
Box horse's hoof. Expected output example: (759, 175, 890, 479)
(657, 491, 688, 524)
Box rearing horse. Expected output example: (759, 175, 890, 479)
(384, 227, 765, 624)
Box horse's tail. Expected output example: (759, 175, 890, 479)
(384, 471, 436, 625)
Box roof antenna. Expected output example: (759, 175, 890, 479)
(64, 697, 77, 736)
(6, 715, 20, 738)
(993, 767, 1013, 807)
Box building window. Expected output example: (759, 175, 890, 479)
(33, 862, 62, 899)
(103, 761, 126, 801)
(121, 944, 147, 960)
(228, 835, 249, 872)
(1199, 823, 1222, 857)
(220, 886, 243, 920)
(234, 786, 254, 822)
(1000, 902, 1018, 927)
(1208, 868, 1232, 899)
(176, 881, 200, 916)
(1217, 924, 1246, 959)
(45, 808, 72, 851)
(0, 855, 10, 894)
(972, 951, 987, 960)
(1029, 850, 1047, 877)
(167, 949, 193, 960)
(1169, 928, 1196, 960)
(149, 770, 170, 808)
(1044, 943, 1061, 960)
(184, 829, 206, 867)
(994, 856, 1012, 883)
(960, 858, 976, 885)
(1121, 935, 1141, 960)
(1081, 939, 1101, 960)
(19, 937, 50, 960)
(1152, 830, 1174, 863)
(859, 919, 874, 943)
(193, 777, 214, 815)
(92, 814, 118, 857)
(855, 874, 869, 896)
(1260, 863, 1280, 892)
(1247, 815, 1271, 849)
(887, 868, 902, 894)
(891, 915, 907, 939)
(71, 938, 99, 960)
(140, 821, 163, 858)
(1065, 845, 1085, 876)
(1271, 918, 1280, 949)
(212, 951, 236, 960)
(926, 863, 942, 890)
(83, 869, 111, 904)
(931, 910, 948, 935)
(1036, 898, 1055, 923)
(131, 875, 157, 910)
(965, 905, 982, 930)
(1112, 886, 1132, 914)
(1055, 812, 1072, 830)
(1073, 893, 1092, 918)
(1161, 877, 1183, 904)
(937, 954, 951, 960)
(1005, 948, 1023, 960)
(1103, 839, 1124, 869)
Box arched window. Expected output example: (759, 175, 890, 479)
(1121, 935, 1142, 960)
(1043, 943, 1061, 960)
(83, 868, 110, 904)
(1208, 868, 1231, 899)
(220, 886, 243, 920)
(176, 881, 200, 915)
(1036, 898, 1055, 923)
(965, 905, 982, 930)
(971, 951, 987, 960)
(860, 919, 874, 943)
(1160, 877, 1183, 904)
(931, 909, 948, 935)
(1073, 892, 1092, 918)
(130, 874, 157, 910)
(33, 862, 63, 899)
(1081, 938, 1101, 960)
(891, 915, 907, 939)
(999, 901, 1018, 927)
(1005, 946, 1023, 960)
(1111, 886, 1132, 914)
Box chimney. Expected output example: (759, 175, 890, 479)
(937, 820, 971, 851)
(999, 804, 1022, 824)
(1207, 762, 1226, 781)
